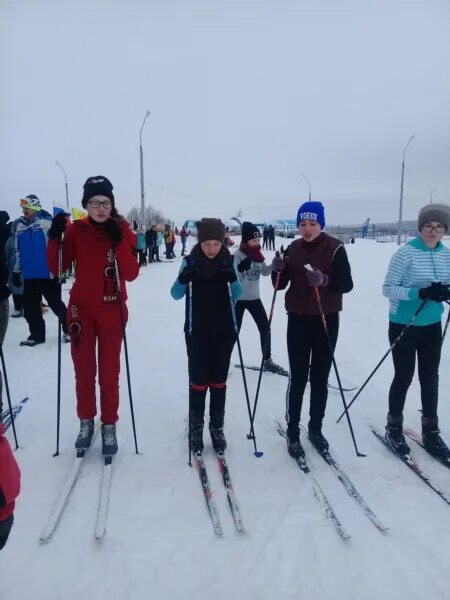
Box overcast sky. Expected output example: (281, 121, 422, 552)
(1, 0, 449, 226)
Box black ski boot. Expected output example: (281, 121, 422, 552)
(263, 358, 287, 375)
(422, 417, 450, 460)
(308, 424, 329, 453)
(75, 418, 94, 450)
(190, 415, 204, 454)
(286, 427, 304, 459)
(101, 424, 118, 455)
(385, 414, 409, 456)
(209, 413, 227, 454)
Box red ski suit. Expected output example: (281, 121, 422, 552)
(0, 423, 21, 521)
(47, 218, 139, 424)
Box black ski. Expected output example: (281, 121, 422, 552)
(235, 363, 289, 377)
(275, 421, 351, 541)
(300, 425, 388, 532)
(371, 426, 450, 508)
(404, 427, 450, 471)
(216, 453, 245, 532)
(236, 364, 357, 391)
(193, 452, 223, 537)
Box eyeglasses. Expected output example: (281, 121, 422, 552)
(88, 200, 112, 208)
(422, 224, 446, 233)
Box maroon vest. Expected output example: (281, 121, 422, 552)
(284, 233, 343, 316)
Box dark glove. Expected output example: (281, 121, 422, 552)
(104, 219, 123, 246)
(48, 213, 67, 240)
(306, 268, 329, 287)
(237, 257, 252, 273)
(12, 272, 22, 288)
(217, 263, 237, 283)
(178, 265, 199, 285)
(419, 282, 450, 303)
(271, 254, 285, 272)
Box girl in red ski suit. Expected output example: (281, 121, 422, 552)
(47, 176, 138, 453)
(0, 422, 21, 550)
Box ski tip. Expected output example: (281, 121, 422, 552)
(254, 450, 264, 458)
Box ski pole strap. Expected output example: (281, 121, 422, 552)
(227, 282, 238, 334)
(188, 281, 193, 335)
(113, 257, 122, 293)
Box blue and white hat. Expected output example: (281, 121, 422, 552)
(296, 201, 325, 229)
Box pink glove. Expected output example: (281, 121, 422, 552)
(306, 268, 328, 287)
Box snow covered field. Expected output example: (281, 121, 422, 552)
(2, 236, 450, 600)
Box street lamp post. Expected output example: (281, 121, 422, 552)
(56, 161, 69, 208)
(300, 173, 311, 201)
(396, 134, 415, 246)
(429, 187, 437, 203)
(139, 110, 151, 226)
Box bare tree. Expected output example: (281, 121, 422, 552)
(127, 205, 170, 229)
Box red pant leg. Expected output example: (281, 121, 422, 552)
(97, 303, 127, 424)
(68, 302, 97, 419)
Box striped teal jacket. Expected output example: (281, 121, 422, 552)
(383, 237, 450, 326)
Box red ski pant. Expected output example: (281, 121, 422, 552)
(68, 301, 127, 424)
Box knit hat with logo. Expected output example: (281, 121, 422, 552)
(81, 176, 115, 208)
(20, 194, 42, 212)
(241, 221, 261, 242)
(296, 201, 325, 229)
(418, 203, 450, 232)
(196, 218, 226, 243)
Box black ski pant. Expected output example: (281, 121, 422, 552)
(23, 278, 68, 342)
(0, 514, 14, 550)
(234, 299, 271, 360)
(138, 249, 147, 266)
(388, 321, 442, 420)
(185, 329, 235, 422)
(286, 313, 339, 432)
(12, 294, 23, 311)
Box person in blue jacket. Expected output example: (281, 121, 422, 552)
(171, 218, 241, 454)
(383, 202, 450, 458)
(13, 195, 69, 346)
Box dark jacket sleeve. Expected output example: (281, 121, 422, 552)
(329, 245, 353, 294)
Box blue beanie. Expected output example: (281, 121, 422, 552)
(296, 201, 325, 229)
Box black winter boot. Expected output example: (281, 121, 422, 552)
(286, 426, 304, 459)
(75, 418, 94, 450)
(101, 424, 118, 455)
(190, 415, 204, 454)
(209, 413, 227, 453)
(385, 414, 410, 456)
(422, 417, 450, 460)
(308, 423, 329, 453)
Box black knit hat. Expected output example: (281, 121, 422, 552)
(241, 221, 261, 243)
(81, 176, 115, 208)
(196, 218, 226, 243)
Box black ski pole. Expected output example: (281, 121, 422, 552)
(336, 298, 428, 423)
(308, 270, 365, 457)
(0, 343, 19, 449)
(53, 245, 63, 457)
(114, 258, 139, 454)
(227, 283, 263, 457)
(247, 268, 281, 439)
(442, 303, 450, 344)
(187, 281, 193, 467)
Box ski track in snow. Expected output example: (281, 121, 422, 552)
(2, 237, 450, 600)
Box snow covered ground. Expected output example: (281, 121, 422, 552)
(2, 236, 450, 600)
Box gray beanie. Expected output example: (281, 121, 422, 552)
(418, 203, 450, 232)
